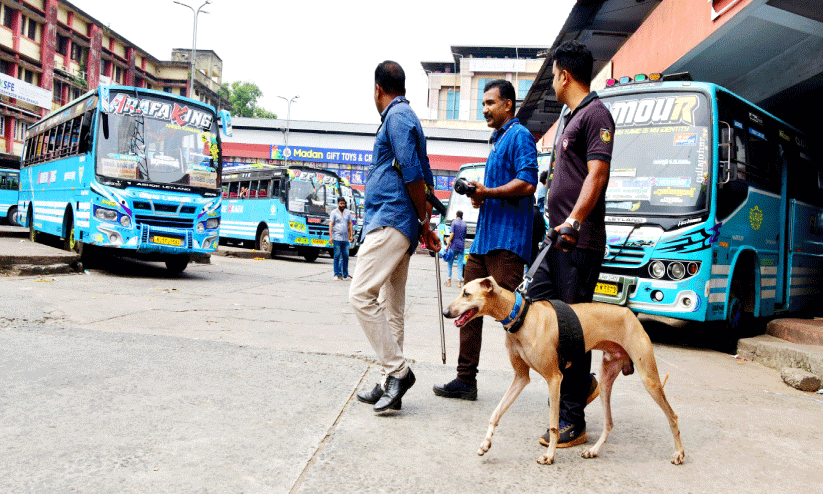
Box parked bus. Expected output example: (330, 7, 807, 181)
(1, 167, 19, 225)
(588, 74, 821, 332)
(435, 162, 485, 259)
(220, 165, 349, 262)
(18, 85, 231, 273)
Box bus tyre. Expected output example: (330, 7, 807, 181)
(7, 206, 18, 226)
(165, 255, 190, 274)
(727, 296, 743, 333)
(65, 220, 83, 256)
(257, 227, 273, 257)
(301, 248, 319, 262)
(28, 210, 37, 243)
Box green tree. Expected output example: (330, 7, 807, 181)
(222, 81, 277, 119)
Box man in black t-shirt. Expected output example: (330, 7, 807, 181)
(528, 41, 615, 449)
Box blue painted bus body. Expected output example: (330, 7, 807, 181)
(0, 168, 19, 224)
(590, 80, 822, 326)
(17, 86, 226, 269)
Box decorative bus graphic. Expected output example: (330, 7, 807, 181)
(17, 85, 231, 273)
(593, 79, 821, 332)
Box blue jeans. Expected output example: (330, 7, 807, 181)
(446, 249, 465, 281)
(333, 240, 350, 277)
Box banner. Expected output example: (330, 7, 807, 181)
(0, 72, 52, 109)
(270, 144, 373, 166)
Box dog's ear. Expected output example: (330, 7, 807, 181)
(478, 277, 496, 293)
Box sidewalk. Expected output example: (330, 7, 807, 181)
(2, 224, 821, 388)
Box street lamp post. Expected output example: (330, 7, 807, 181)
(173, 0, 211, 98)
(277, 95, 299, 162)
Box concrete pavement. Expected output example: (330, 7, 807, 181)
(4, 224, 822, 388)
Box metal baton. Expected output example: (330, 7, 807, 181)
(433, 248, 447, 364)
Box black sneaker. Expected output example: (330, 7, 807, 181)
(432, 378, 477, 401)
(356, 383, 400, 410)
(539, 420, 587, 448)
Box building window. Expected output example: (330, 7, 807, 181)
(0, 60, 9, 75)
(114, 66, 123, 83)
(446, 89, 459, 120)
(518, 79, 533, 99)
(53, 81, 64, 103)
(70, 43, 84, 63)
(28, 18, 36, 39)
(476, 77, 493, 120)
(22, 69, 34, 84)
(2, 6, 13, 29)
(57, 34, 69, 56)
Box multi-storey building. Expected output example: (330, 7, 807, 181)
(421, 45, 547, 128)
(0, 0, 227, 168)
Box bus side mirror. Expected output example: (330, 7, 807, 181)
(101, 113, 109, 140)
(718, 121, 735, 185)
(219, 110, 232, 137)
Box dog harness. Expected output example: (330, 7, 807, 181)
(501, 235, 586, 369)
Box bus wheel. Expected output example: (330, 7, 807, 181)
(301, 248, 319, 262)
(64, 218, 83, 255)
(7, 206, 18, 226)
(165, 255, 190, 274)
(257, 227, 272, 256)
(27, 210, 37, 243)
(727, 296, 743, 333)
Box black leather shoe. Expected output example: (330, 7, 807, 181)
(356, 383, 401, 409)
(374, 368, 415, 412)
(433, 378, 477, 400)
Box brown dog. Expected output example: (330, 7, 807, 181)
(443, 276, 685, 465)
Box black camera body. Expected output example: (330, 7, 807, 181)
(453, 177, 476, 196)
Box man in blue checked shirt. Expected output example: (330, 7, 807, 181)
(433, 79, 537, 401)
(351, 60, 441, 414)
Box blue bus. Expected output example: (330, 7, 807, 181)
(18, 85, 231, 273)
(0, 167, 19, 225)
(588, 75, 822, 331)
(220, 165, 352, 262)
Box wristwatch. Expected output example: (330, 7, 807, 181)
(565, 217, 581, 231)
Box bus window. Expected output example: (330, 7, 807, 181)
(248, 180, 259, 198)
(747, 132, 780, 194)
(271, 179, 281, 199)
(78, 111, 93, 154)
(228, 181, 239, 198)
(258, 179, 270, 198)
(222, 183, 229, 198)
(239, 180, 251, 198)
(70, 116, 81, 153)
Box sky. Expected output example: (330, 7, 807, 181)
(69, 0, 576, 124)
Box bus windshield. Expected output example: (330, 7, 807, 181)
(287, 169, 336, 215)
(96, 92, 219, 190)
(446, 164, 484, 224)
(602, 91, 710, 217)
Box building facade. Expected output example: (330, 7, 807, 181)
(222, 117, 494, 200)
(0, 0, 227, 168)
(421, 45, 546, 126)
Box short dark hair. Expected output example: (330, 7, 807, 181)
(539, 170, 549, 184)
(456, 210, 463, 218)
(483, 79, 516, 112)
(337, 196, 346, 204)
(550, 41, 594, 86)
(375, 60, 406, 95)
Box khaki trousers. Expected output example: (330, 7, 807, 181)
(349, 226, 411, 379)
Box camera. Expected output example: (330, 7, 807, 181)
(453, 177, 476, 196)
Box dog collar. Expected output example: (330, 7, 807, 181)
(498, 291, 524, 327)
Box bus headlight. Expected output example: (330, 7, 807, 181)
(668, 262, 686, 280)
(206, 218, 220, 229)
(94, 206, 118, 222)
(119, 215, 131, 228)
(197, 221, 205, 234)
(649, 261, 666, 279)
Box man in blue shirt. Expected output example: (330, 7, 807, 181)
(433, 79, 537, 400)
(444, 210, 467, 287)
(350, 60, 441, 413)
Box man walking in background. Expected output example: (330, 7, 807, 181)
(329, 197, 353, 280)
(444, 210, 467, 287)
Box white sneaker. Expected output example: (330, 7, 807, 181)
(333, 276, 341, 280)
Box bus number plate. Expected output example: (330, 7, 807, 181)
(151, 236, 182, 246)
(594, 282, 618, 297)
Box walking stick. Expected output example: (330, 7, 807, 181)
(426, 188, 448, 365)
(434, 249, 446, 364)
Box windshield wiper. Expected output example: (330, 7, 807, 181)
(128, 114, 150, 181)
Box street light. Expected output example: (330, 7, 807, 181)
(277, 95, 299, 162)
(173, 0, 211, 99)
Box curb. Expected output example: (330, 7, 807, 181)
(737, 334, 823, 380)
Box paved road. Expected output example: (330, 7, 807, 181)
(1, 252, 821, 493)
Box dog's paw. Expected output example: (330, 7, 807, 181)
(671, 451, 685, 465)
(536, 454, 554, 465)
(581, 449, 598, 459)
(477, 439, 491, 456)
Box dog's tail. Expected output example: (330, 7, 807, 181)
(662, 373, 669, 388)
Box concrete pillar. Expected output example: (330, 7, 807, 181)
(87, 24, 102, 89)
(40, 0, 58, 117)
(125, 47, 135, 86)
